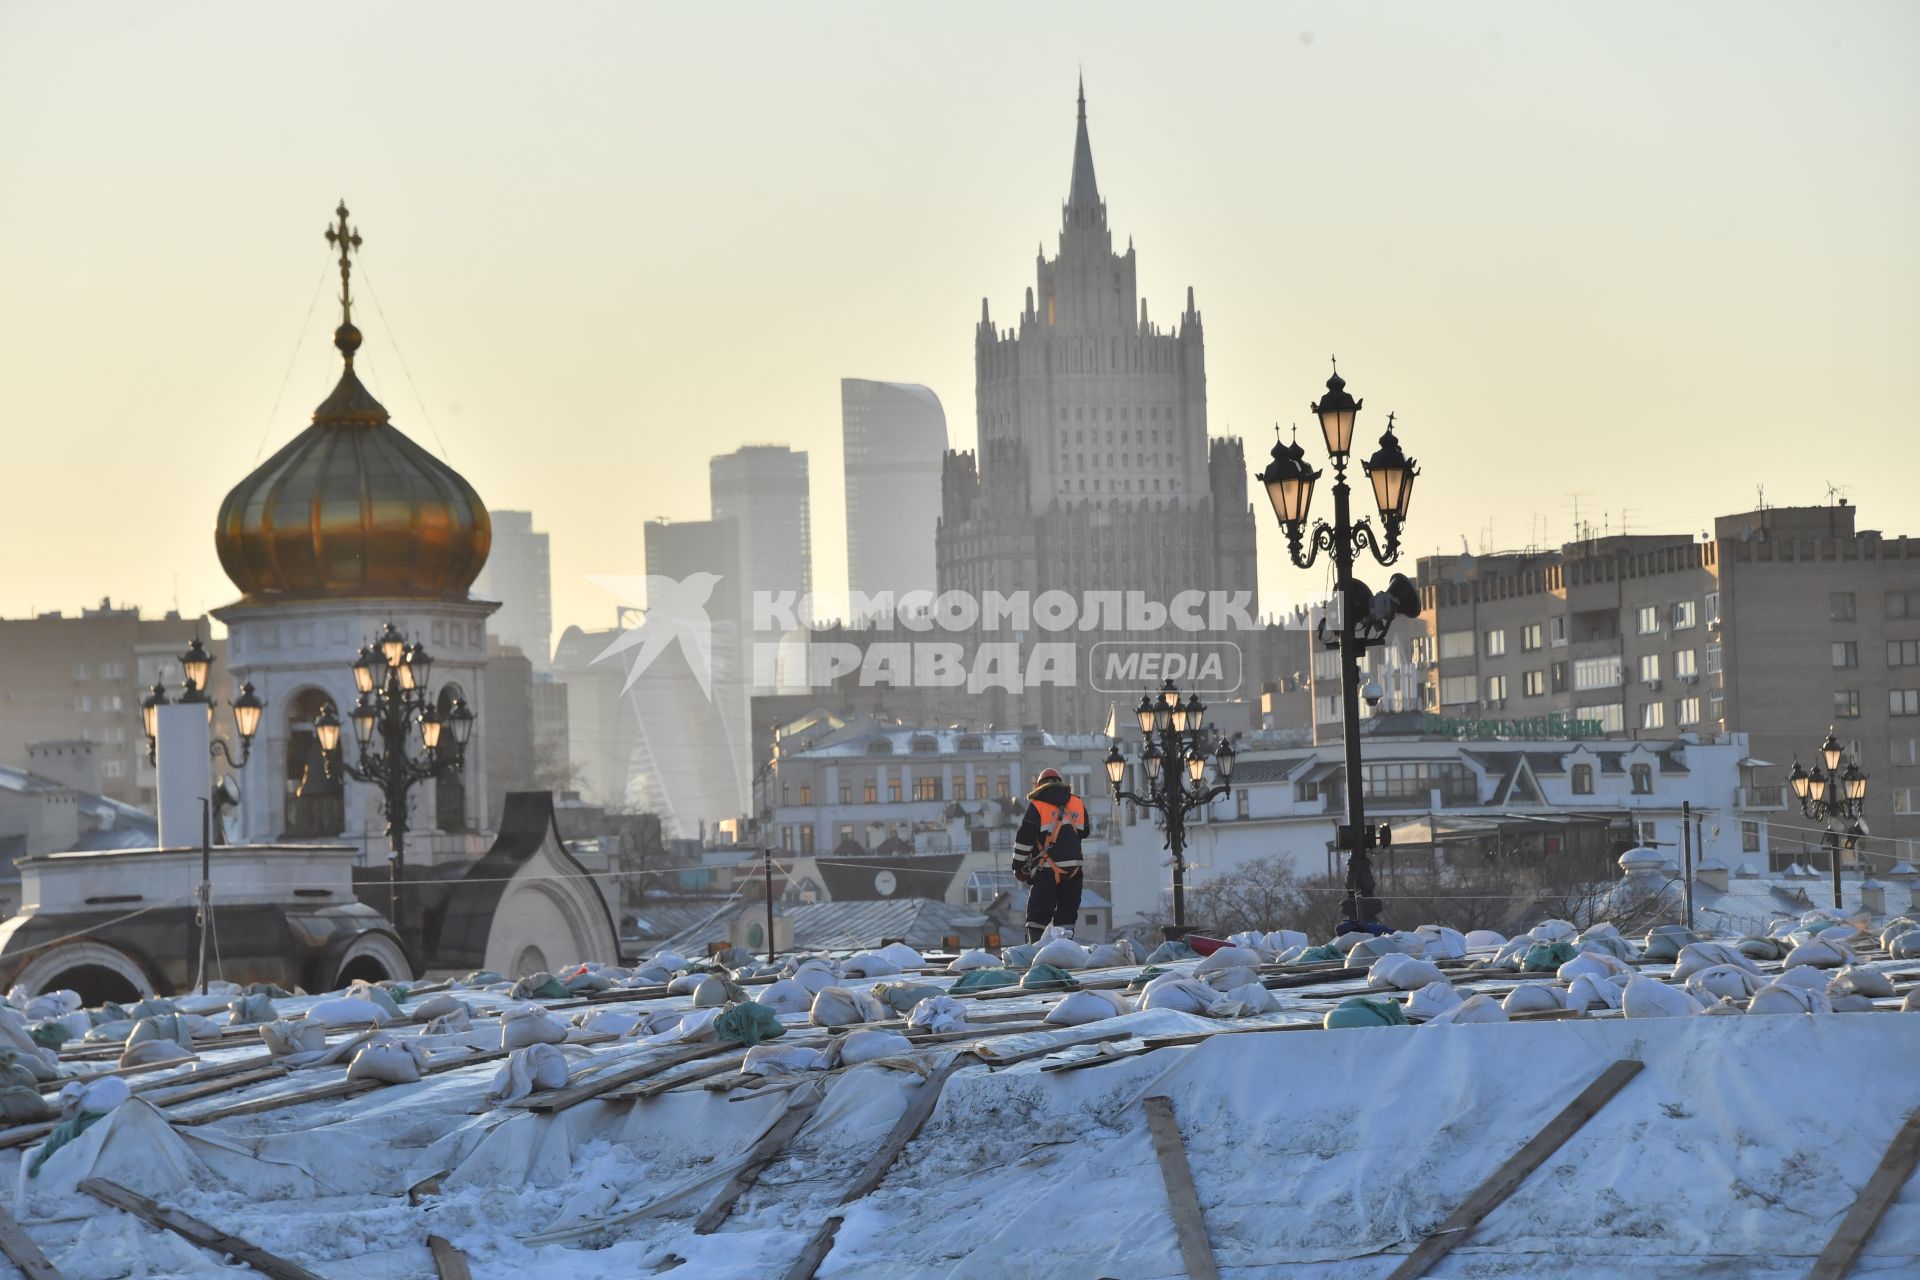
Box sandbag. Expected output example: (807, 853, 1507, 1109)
(511, 972, 572, 1001)
(1262, 929, 1309, 953)
(1522, 942, 1580, 973)
(787, 960, 843, 994)
(488, 1043, 570, 1103)
(950, 968, 1020, 994)
(1784, 937, 1850, 969)
(1531, 919, 1578, 943)
(715, 1000, 786, 1046)
(842, 952, 904, 979)
(1737, 936, 1788, 961)
(1565, 973, 1624, 1011)
(1021, 964, 1079, 990)
(1893, 931, 1920, 960)
(1426, 993, 1508, 1026)
(837, 1029, 914, 1065)
(500, 1006, 568, 1050)
(1406, 981, 1463, 1020)
(561, 967, 616, 995)
(347, 983, 405, 1020)
(1673, 942, 1760, 979)
(411, 994, 469, 1022)
(1751, 983, 1832, 1015)
(573, 1008, 643, 1038)
(1772, 965, 1834, 993)
(756, 979, 816, 1014)
(1085, 941, 1139, 968)
(947, 949, 1000, 973)
(1139, 976, 1224, 1016)
(744, 1043, 830, 1075)
(227, 993, 277, 1026)
(1220, 981, 1281, 1014)
(1415, 926, 1467, 961)
(810, 987, 887, 1027)
(29, 1077, 131, 1178)
(1642, 926, 1703, 962)
(1293, 945, 1347, 965)
(119, 1039, 193, 1068)
(1367, 953, 1445, 992)
(127, 1013, 196, 1049)
(1144, 940, 1196, 965)
(29, 1022, 70, 1050)
(876, 942, 925, 969)
(1032, 937, 1093, 970)
(345, 1040, 424, 1085)
(907, 995, 970, 1033)
(1464, 930, 1507, 950)
(1880, 918, 1919, 950)
(259, 1019, 329, 1059)
(1557, 953, 1626, 984)
(1502, 984, 1565, 1015)
(0, 1085, 51, 1124)
(1350, 934, 1424, 964)
(1833, 966, 1896, 999)
(691, 975, 744, 1008)
(305, 997, 387, 1028)
(1903, 990, 1920, 1013)
(1202, 966, 1261, 993)
(1323, 997, 1408, 1029)
(1578, 934, 1636, 962)
(1195, 946, 1266, 975)
(1831, 993, 1878, 1013)
(1622, 974, 1702, 1018)
(1684, 965, 1767, 1002)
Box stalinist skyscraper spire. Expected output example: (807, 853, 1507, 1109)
(937, 80, 1258, 731)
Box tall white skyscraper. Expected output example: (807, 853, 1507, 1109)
(473, 510, 553, 671)
(710, 445, 812, 609)
(841, 379, 947, 613)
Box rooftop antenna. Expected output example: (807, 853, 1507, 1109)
(1824, 480, 1851, 506)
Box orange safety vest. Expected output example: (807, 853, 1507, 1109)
(1028, 794, 1088, 878)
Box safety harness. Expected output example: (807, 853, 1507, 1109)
(1028, 797, 1084, 879)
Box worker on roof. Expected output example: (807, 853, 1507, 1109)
(1012, 767, 1090, 944)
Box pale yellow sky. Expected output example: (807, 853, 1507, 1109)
(2, 3, 1916, 641)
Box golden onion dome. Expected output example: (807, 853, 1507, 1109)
(215, 204, 490, 603)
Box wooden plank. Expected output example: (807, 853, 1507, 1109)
(407, 1170, 447, 1206)
(692, 1082, 827, 1234)
(519, 1041, 734, 1112)
(1383, 1059, 1644, 1280)
(0, 1200, 63, 1280)
(1142, 1095, 1221, 1280)
(1806, 1106, 1920, 1280)
(780, 1216, 843, 1280)
(169, 1076, 377, 1126)
(608, 1052, 752, 1102)
(426, 1234, 472, 1280)
(839, 1052, 974, 1204)
(78, 1178, 323, 1280)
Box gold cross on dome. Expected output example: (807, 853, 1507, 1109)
(325, 200, 362, 327)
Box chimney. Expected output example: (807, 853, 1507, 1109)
(1887, 862, 1919, 886)
(1695, 858, 1729, 893)
(1860, 878, 1887, 920)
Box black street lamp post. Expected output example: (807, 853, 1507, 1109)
(1787, 728, 1869, 910)
(1257, 361, 1424, 925)
(318, 622, 476, 952)
(1105, 679, 1237, 934)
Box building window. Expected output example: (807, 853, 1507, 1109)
(1742, 820, 1761, 852)
(1549, 616, 1568, 647)
(1891, 689, 1920, 718)
(1640, 702, 1665, 731)
(974, 776, 988, 800)
(1573, 656, 1622, 691)
(1704, 591, 1720, 624)
(1630, 763, 1653, 794)
(73, 696, 91, 712)
(1522, 623, 1543, 652)
(1551, 662, 1568, 694)
(1830, 592, 1856, 622)
(1709, 691, 1724, 724)
(1671, 601, 1697, 631)
(781, 826, 794, 850)
(1835, 690, 1862, 719)
(1891, 738, 1918, 766)
(1360, 761, 1479, 807)
(864, 779, 877, 804)
(1523, 669, 1546, 698)
(1236, 790, 1249, 820)
(102, 759, 127, 779)
(1571, 764, 1594, 795)
(1486, 674, 1509, 702)
(800, 827, 814, 854)
(1895, 788, 1918, 816)
(1639, 653, 1661, 684)
(73, 662, 89, 680)
(1891, 640, 1920, 668)
(1704, 644, 1722, 675)
(913, 777, 940, 801)
(1637, 606, 1660, 635)
(1484, 629, 1507, 657)
(996, 778, 1010, 799)
(798, 783, 810, 805)
(1594, 704, 1626, 733)
(1833, 642, 1858, 669)
(889, 779, 903, 803)
(1674, 649, 1697, 679)
(1438, 630, 1475, 660)
(1888, 590, 1920, 619)
(1677, 696, 1701, 726)
(782, 783, 791, 805)
(1439, 675, 1477, 706)
(100, 694, 124, 712)
(839, 784, 851, 805)
(1295, 780, 1321, 803)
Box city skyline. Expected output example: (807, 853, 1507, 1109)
(2, 4, 1916, 637)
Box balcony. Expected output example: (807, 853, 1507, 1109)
(1736, 785, 1787, 810)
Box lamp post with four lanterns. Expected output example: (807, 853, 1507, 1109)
(315, 622, 476, 950)
(1104, 679, 1237, 934)
(1256, 361, 1424, 926)
(1788, 728, 1870, 911)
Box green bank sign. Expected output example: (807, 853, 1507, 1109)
(1424, 712, 1605, 740)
